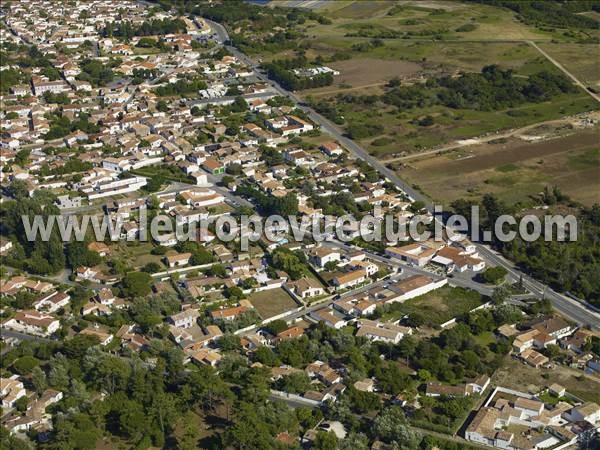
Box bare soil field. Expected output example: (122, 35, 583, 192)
(399, 129, 600, 206)
(300, 58, 422, 94)
(493, 356, 600, 404)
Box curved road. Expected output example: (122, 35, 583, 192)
(197, 20, 600, 330)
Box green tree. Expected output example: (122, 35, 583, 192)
(120, 272, 153, 298)
(31, 366, 48, 395)
(15, 396, 28, 412)
(12, 355, 40, 375)
(276, 372, 311, 394)
(482, 266, 508, 285)
(157, 100, 169, 112)
(373, 406, 419, 446)
(313, 431, 338, 450)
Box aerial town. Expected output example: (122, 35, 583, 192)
(0, 1, 599, 449)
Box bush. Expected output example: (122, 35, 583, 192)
(151, 246, 167, 255)
(456, 23, 477, 32)
(371, 137, 393, 146)
(13, 355, 40, 375)
(142, 262, 162, 273)
(15, 395, 29, 412)
(120, 272, 153, 298)
(482, 266, 507, 284)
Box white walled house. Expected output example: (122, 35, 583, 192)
(385, 275, 447, 303)
(0, 376, 26, 409)
(4, 310, 60, 336)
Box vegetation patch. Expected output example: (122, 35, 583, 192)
(495, 163, 519, 173)
(249, 288, 299, 319)
(375, 286, 485, 327)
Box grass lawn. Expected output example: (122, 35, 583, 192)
(109, 241, 166, 270)
(382, 285, 484, 326)
(132, 165, 195, 184)
(315, 1, 554, 42)
(249, 288, 299, 319)
(537, 391, 566, 406)
(133, 46, 162, 55)
(473, 331, 497, 348)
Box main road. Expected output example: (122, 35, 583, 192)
(203, 19, 600, 330)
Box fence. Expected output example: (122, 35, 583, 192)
(440, 301, 493, 329)
(269, 390, 320, 408)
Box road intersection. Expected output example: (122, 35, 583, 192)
(204, 18, 600, 330)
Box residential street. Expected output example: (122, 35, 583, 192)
(204, 19, 600, 331)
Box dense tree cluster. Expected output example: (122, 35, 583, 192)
(269, 247, 310, 280)
(382, 65, 577, 112)
(0, 189, 66, 274)
(76, 59, 115, 87)
(436, 65, 577, 110)
(0, 67, 28, 93)
(263, 60, 333, 91)
(42, 113, 100, 141)
(39, 158, 94, 177)
(452, 195, 600, 306)
(153, 77, 207, 97)
(236, 184, 299, 217)
(102, 18, 187, 39)
(469, 0, 600, 29)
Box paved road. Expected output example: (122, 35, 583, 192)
(202, 18, 600, 330)
(476, 245, 600, 330)
(1, 329, 55, 343)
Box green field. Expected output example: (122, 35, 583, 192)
(381, 285, 485, 326)
(313, 1, 555, 42)
(317, 91, 595, 157)
(399, 128, 600, 207)
(538, 42, 600, 88)
(110, 241, 167, 270)
(261, 0, 600, 206)
(249, 288, 299, 319)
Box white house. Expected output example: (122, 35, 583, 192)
(385, 275, 447, 303)
(168, 309, 199, 329)
(33, 291, 70, 313)
(0, 376, 26, 409)
(4, 310, 60, 336)
(287, 277, 324, 299)
(310, 308, 348, 329)
(565, 402, 600, 425)
(355, 319, 411, 344)
(332, 269, 366, 291)
(165, 252, 192, 268)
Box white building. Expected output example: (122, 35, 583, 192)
(168, 309, 199, 329)
(83, 176, 147, 200)
(4, 310, 60, 336)
(0, 376, 26, 409)
(565, 402, 600, 425)
(385, 275, 447, 303)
